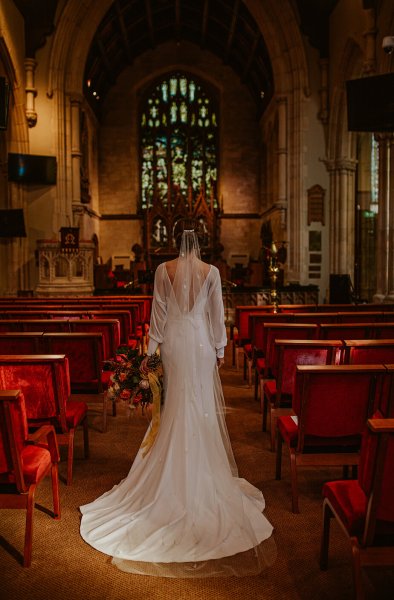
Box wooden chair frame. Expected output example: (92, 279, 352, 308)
(275, 364, 387, 513)
(0, 390, 60, 566)
(320, 418, 394, 600)
(0, 355, 89, 485)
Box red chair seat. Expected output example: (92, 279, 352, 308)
(65, 401, 88, 429)
(21, 445, 52, 484)
(101, 370, 114, 389)
(322, 480, 367, 535)
(264, 379, 277, 400)
(277, 415, 361, 449)
(277, 415, 299, 446)
(256, 357, 265, 373)
(244, 343, 252, 356)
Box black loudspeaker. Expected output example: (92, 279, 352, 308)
(0, 209, 26, 237)
(0, 77, 10, 130)
(8, 153, 57, 185)
(329, 274, 353, 304)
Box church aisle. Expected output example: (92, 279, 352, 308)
(1, 349, 393, 600)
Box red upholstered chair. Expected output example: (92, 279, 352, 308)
(342, 339, 394, 366)
(0, 355, 89, 485)
(319, 323, 374, 340)
(259, 323, 318, 414)
(0, 332, 44, 353)
(320, 417, 394, 600)
(0, 389, 60, 566)
(250, 313, 294, 397)
(275, 364, 387, 513)
(263, 339, 343, 450)
(69, 319, 120, 359)
(42, 332, 110, 432)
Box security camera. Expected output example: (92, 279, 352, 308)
(382, 36, 394, 54)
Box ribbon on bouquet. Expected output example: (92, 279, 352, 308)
(140, 370, 162, 458)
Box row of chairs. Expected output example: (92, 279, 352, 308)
(250, 321, 394, 395)
(261, 338, 394, 447)
(0, 354, 89, 486)
(233, 307, 394, 370)
(0, 294, 153, 324)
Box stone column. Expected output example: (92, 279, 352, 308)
(70, 95, 82, 210)
(276, 95, 287, 229)
(325, 158, 357, 276)
(24, 58, 37, 127)
(374, 134, 394, 301)
(362, 8, 376, 76)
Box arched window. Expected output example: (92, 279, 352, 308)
(140, 73, 218, 210)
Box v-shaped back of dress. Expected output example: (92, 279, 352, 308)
(164, 259, 212, 317)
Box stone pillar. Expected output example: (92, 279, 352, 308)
(362, 8, 376, 76)
(70, 95, 82, 209)
(374, 134, 394, 302)
(24, 58, 37, 127)
(276, 95, 287, 229)
(326, 158, 357, 276)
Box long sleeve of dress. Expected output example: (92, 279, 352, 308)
(147, 265, 167, 356)
(207, 266, 227, 358)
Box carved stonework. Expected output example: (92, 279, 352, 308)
(35, 240, 94, 296)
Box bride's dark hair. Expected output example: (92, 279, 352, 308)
(173, 218, 204, 250)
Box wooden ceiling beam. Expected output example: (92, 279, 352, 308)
(145, 0, 155, 47)
(201, 0, 209, 48)
(96, 35, 115, 81)
(175, 0, 181, 40)
(114, 0, 133, 63)
(225, 0, 240, 60)
(242, 31, 260, 81)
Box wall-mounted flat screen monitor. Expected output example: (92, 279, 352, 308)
(346, 73, 394, 132)
(0, 209, 26, 237)
(8, 153, 57, 185)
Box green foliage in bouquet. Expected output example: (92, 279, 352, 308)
(105, 346, 163, 408)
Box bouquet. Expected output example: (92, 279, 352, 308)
(105, 346, 163, 411)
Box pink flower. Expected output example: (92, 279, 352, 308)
(120, 389, 131, 400)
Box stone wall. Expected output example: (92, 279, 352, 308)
(98, 40, 262, 264)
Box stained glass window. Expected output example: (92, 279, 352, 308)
(140, 73, 218, 210)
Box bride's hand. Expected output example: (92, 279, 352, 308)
(217, 357, 224, 369)
(140, 356, 149, 374)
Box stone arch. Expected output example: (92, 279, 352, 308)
(48, 0, 310, 279)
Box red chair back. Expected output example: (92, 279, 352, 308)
(343, 340, 394, 366)
(42, 332, 104, 392)
(319, 323, 373, 340)
(0, 332, 43, 354)
(264, 324, 318, 377)
(275, 340, 343, 396)
(0, 389, 28, 489)
(0, 355, 70, 431)
(293, 365, 387, 447)
(249, 313, 293, 352)
(358, 418, 394, 536)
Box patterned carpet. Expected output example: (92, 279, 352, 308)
(1, 351, 393, 599)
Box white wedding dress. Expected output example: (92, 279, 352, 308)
(80, 236, 275, 577)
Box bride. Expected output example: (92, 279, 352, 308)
(80, 222, 276, 577)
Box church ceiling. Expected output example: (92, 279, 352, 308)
(13, 0, 359, 116)
(83, 0, 274, 118)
